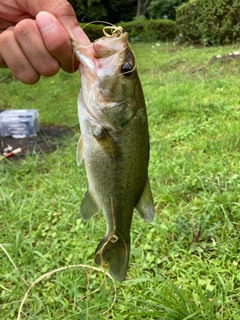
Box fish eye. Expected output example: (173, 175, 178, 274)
(121, 63, 133, 76)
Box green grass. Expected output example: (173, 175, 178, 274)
(0, 42, 240, 319)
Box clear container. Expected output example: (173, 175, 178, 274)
(0, 109, 40, 138)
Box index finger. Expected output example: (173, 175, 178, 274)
(16, 0, 90, 44)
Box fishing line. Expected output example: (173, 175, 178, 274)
(81, 21, 115, 31)
(16, 264, 117, 320)
(103, 25, 123, 37)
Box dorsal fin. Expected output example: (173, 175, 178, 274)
(135, 177, 154, 222)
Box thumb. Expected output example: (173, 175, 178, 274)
(36, 11, 82, 72)
(59, 15, 90, 45)
(49, 4, 90, 44)
(13, 0, 90, 44)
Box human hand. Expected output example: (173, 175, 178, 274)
(0, 0, 90, 84)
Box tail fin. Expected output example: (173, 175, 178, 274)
(94, 235, 130, 282)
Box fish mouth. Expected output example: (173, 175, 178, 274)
(92, 31, 128, 59)
(72, 30, 129, 71)
(73, 27, 131, 128)
(72, 29, 130, 106)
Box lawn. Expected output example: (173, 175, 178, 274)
(0, 41, 240, 319)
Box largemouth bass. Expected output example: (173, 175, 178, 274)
(72, 26, 154, 282)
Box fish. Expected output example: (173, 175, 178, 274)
(72, 26, 154, 282)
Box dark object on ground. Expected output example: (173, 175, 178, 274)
(0, 125, 76, 158)
(209, 50, 240, 64)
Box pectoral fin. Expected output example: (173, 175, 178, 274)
(76, 135, 84, 166)
(93, 128, 121, 159)
(81, 189, 100, 221)
(135, 177, 154, 222)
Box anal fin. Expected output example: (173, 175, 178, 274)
(76, 135, 84, 166)
(135, 177, 155, 222)
(80, 189, 100, 221)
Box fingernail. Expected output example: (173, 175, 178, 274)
(37, 12, 55, 32)
(72, 25, 90, 44)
